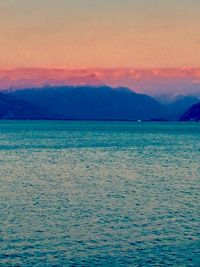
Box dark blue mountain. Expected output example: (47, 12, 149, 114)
(164, 95, 199, 120)
(0, 92, 48, 119)
(180, 102, 200, 121)
(7, 86, 166, 120)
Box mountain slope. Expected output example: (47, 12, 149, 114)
(179, 102, 200, 121)
(0, 92, 48, 119)
(165, 95, 199, 120)
(7, 86, 166, 120)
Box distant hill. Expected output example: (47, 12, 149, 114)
(6, 86, 166, 120)
(179, 102, 200, 121)
(0, 92, 48, 119)
(164, 95, 200, 120)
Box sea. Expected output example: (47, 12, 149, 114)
(0, 121, 200, 266)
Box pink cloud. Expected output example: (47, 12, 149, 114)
(0, 68, 200, 96)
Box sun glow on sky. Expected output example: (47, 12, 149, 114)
(1, 0, 200, 69)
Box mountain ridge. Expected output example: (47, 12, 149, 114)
(1, 85, 199, 121)
(5, 85, 166, 121)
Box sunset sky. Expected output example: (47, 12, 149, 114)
(1, 0, 200, 69)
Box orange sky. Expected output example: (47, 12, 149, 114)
(1, 0, 200, 68)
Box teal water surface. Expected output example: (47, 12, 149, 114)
(0, 121, 200, 266)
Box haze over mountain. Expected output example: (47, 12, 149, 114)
(1, 68, 200, 97)
(162, 95, 200, 120)
(6, 86, 166, 121)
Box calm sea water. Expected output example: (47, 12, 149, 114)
(0, 121, 200, 266)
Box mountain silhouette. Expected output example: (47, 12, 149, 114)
(179, 102, 200, 121)
(0, 92, 48, 119)
(6, 86, 166, 120)
(164, 95, 199, 120)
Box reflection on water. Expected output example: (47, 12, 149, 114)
(0, 121, 200, 266)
